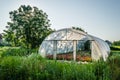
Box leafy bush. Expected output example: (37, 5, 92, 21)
(0, 55, 112, 80)
(0, 43, 4, 46)
(0, 54, 45, 80)
(0, 47, 38, 57)
(110, 50, 120, 58)
(0, 56, 24, 80)
(94, 61, 111, 80)
(0, 47, 119, 80)
(108, 55, 120, 80)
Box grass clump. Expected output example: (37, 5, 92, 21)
(108, 55, 120, 80)
(0, 54, 111, 80)
(0, 54, 45, 80)
(0, 47, 38, 57)
(0, 47, 120, 80)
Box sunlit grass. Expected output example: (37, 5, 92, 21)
(0, 46, 120, 80)
(114, 46, 120, 49)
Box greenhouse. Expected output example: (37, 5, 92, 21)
(39, 28, 110, 61)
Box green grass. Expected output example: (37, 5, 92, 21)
(0, 46, 38, 57)
(0, 47, 120, 80)
(110, 50, 120, 57)
(0, 55, 111, 80)
(114, 46, 120, 49)
(110, 45, 120, 51)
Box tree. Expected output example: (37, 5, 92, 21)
(113, 40, 120, 46)
(72, 26, 85, 32)
(4, 5, 53, 49)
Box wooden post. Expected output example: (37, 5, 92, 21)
(73, 40, 77, 61)
(53, 40, 57, 60)
(90, 40, 92, 61)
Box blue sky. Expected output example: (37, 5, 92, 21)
(0, 0, 120, 41)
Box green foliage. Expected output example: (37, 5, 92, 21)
(93, 61, 111, 80)
(43, 61, 96, 80)
(0, 43, 4, 46)
(3, 5, 53, 49)
(110, 46, 120, 51)
(113, 40, 120, 46)
(0, 41, 11, 47)
(0, 47, 38, 57)
(0, 50, 111, 80)
(72, 27, 85, 32)
(0, 56, 24, 80)
(110, 50, 120, 57)
(108, 55, 120, 80)
(0, 47, 120, 80)
(0, 56, 112, 80)
(0, 54, 45, 80)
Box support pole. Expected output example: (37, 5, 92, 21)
(53, 40, 57, 60)
(73, 40, 77, 61)
(90, 40, 92, 59)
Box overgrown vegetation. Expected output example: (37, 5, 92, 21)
(110, 46, 120, 51)
(0, 47, 38, 57)
(0, 47, 120, 80)
(113, 40, 120, 46)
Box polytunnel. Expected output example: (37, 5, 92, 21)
(39, 28, 110, 61)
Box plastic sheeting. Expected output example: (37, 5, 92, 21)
(39, 28, 110, 61)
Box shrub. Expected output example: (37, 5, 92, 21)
(43, 61, 96, 80)
(0, 54, 113, 80)
(1, 47, 38, 57)
(108, 55, 120, 80)
(94, 61, 111, 80)
(0, 48, 118, 80)
(0, 56, 24, 80)
(0, 54, 45, 80)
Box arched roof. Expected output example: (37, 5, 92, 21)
(39, 28, 110, 61)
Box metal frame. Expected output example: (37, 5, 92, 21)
(44, 40, 94, 61)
